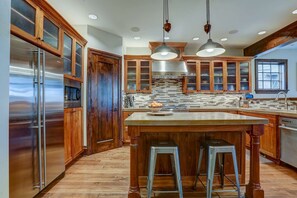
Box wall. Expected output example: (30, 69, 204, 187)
(74, 25, 123, 146)
(0, 0, 10, 197)
(251, 49, 297, 98)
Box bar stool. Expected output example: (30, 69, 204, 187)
(147, 141, 183, 198)
(193, 139, 241, 198)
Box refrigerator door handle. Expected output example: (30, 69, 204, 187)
(37, 48, 43, 191)
(42, 50, 47, 187)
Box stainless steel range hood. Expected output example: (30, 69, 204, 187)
(152, 61, 188, 73)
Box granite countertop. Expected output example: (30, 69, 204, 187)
(123, 107, 297, 118)
(125, 112, 268, 126)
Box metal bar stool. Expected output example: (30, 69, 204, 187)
(147, 141, 183, 198)
(193, 139, 241, 198)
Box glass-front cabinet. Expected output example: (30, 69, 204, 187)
(212, 61, 224, 92)
(42, 16, 60, 52)
(125, 56, 152, 93)
(63, 33, 73, 76)
(139, 60, 151, 92)
(63, 37, 84, 81)
(126, 60, 137, 93)
(11, 0, 62, 55)
(11, 0, 37, 38)
(239, 61, 251, 92)
(182, 57, 252, 94)
(226, 61, 237, 92)
(75, 43, 83, 79)
(199, 61, 211, 92)
(183, 61, 198, 93)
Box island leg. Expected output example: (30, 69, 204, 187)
(246, 125, 264, 198)
(128, 127, 141, 198)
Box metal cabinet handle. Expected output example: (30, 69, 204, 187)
(279, 125, 297, 132)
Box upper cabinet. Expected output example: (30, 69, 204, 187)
(124, 55, 152, 93)
(182, 56, 252, 94)
(11, 0, 62, 55)
(11, 0, 87, 82)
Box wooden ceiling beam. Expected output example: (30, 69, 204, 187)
(244, 20, 297, 57)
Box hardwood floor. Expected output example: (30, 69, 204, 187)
(41, 146, 297, 198)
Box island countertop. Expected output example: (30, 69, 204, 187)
(125, 112, 268, 126)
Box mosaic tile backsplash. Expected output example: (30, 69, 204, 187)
(124, 79, 296, 110)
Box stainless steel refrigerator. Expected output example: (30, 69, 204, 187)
(9, 35, 65, 198)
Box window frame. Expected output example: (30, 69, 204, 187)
(254, 59, 288, 94)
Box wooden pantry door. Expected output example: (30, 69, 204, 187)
(87, 48, 122, 154)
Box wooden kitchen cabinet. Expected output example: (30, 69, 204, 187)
(63, 34, 84, 82)
(64, 107, 83, 165)
(124, 55, 152, 93)
(11, 0, 87, 79)
(11, 0, 62, 56)
(239, 111, 279, 161)
(182, 56, 252, 94)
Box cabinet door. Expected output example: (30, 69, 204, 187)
(64, 109, 73, 164)
(239, 61, 251, 92)
(11, 0, 37, 40)
(42, 15, 61, 53)
(72, 108, 83, 158)
(139, 60, 151, 93)
(260, 123, 277, 158)
(74, 42, 83, 80)
(125, 60, 137, 93)
(212, 61, 225, 92)
(63, 33, 73, 76)
(227, 61, 237, 92)
(185, 61, 198, 93)
(199, 61, 211, 92)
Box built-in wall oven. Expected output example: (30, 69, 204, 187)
(279, 117, 297, 168)
(64, 78, 81, 108)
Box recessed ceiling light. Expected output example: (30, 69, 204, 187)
(88, 14, 98, 20)
(220, 38, 228, 42)
(131, 27, 140, 32)
(258, 31, 266, 35)
(134, 36, 141, 40)
(192, 37, 199, 41)
(292, 9, 297, 14)
(164, 36, 170, 40)
(229, 30, 239, 34)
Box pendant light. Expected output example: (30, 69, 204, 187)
(196, 0, 225, 57)
(151, 0, 178, 60)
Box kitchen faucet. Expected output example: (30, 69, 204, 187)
(275, 91, 288, 110)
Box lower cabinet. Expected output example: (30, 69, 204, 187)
(239, 111, 279, 161)
(122, 111, 134, 144)
(64, 107, 83, 165)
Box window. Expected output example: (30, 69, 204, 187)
(255, 59, 288, 94)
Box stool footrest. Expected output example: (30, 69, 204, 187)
(153, 190, 180, 193)
(212, 189, 239, 193)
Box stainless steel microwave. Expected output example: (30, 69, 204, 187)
(64, 79, 81, 108)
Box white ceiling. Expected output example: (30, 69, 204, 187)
(47, 0, 297, 50)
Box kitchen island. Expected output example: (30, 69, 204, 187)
(125, 112, 268, 198)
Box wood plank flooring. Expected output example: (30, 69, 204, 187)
(41, 146, 297, 198)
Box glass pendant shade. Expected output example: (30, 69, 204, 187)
(196, 38, 225, 57)
(151, 43, 178, 60)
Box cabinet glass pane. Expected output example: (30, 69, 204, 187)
(227, 62, 236, 91)
(186, 61, 196, 91)
(11, 0, 36, 36)
(75, 43, 82, 78)
(213, 62, 223, 91)
(187, 76, 196, 91)
(63, 33, 72, 75)
(127, 61, 137, 91)
(200, 62, 210, 91)
(43, 17, 59, 49)
(240, 62, 249, 91)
